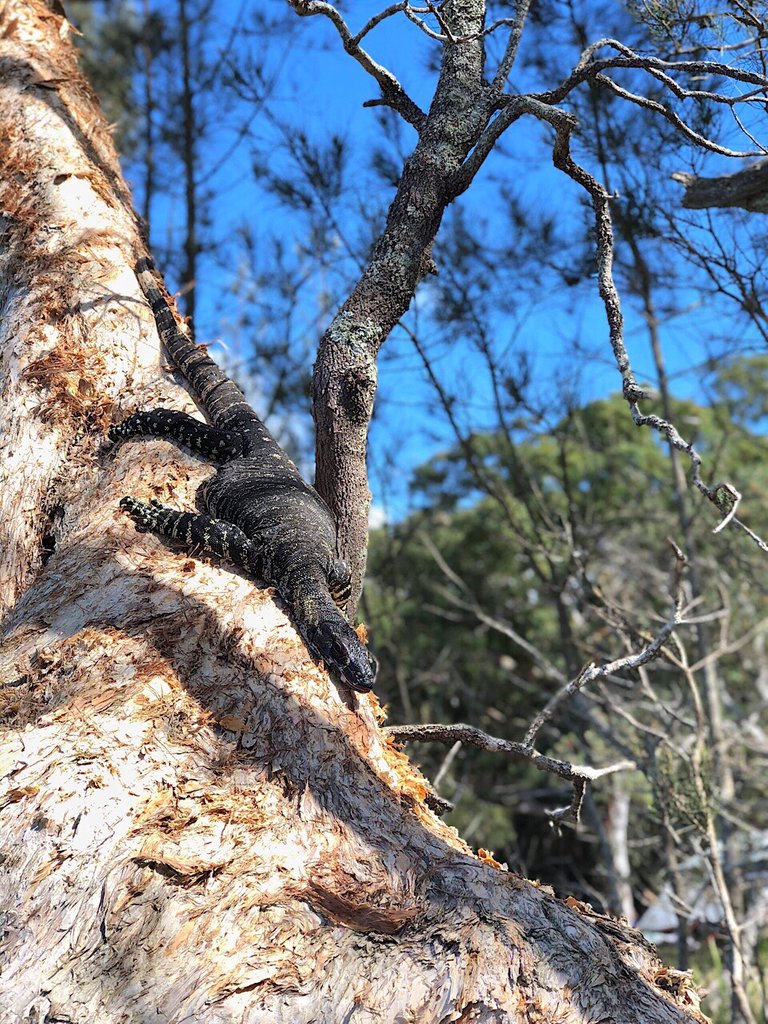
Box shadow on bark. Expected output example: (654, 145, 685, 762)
(0, 527, 703, 1023)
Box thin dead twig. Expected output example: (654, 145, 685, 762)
(385, 721, 635, 823)
(523, 611, 681, 750)
(285, 0, 426, 130)
(543, 108, 768, 555)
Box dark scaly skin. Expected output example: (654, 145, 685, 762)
(110, 257, 376, 693)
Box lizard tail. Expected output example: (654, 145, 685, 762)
(136, 257, 257, 433)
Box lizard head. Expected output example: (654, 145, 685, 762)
(307, 615, 377, 693)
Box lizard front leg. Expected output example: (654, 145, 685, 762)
(110, 410, 243, 460)
(119, 497, 264, 577)
(327, 559, 352, 610)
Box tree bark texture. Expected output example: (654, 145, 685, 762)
(0, 4, 709, 1022)
(673, 159, 768, 213)
(312, 0, 497, 611)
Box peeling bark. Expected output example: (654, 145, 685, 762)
(0, 4, 711, 1022)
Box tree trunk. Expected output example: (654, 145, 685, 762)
(0, 4, 710, 1022)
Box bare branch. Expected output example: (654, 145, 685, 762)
(523, 612, 681, 749)
(593, 72, 765, 159)
(673, 156, 768, 212)
(350, 2, 409, 45)
(453, 31, 768, 197)
(403, 1, 531, 47)
(286, 0, 426, 130)
(450, 98, 526, 198)
(493, 0, 533, 88)
(546, 110, 768, 555)
(386, 573, 682, 825)
(536, 36, 768, 106)
(404, 1, 456, 43)
(384, 721, 636, 823)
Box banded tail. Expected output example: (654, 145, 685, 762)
(136, 257, 258, 432)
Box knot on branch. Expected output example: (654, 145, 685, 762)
(622, 377, 649, 403)
(341, 365, 377, 425)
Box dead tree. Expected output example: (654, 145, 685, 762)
(0, 3, 713, 1022)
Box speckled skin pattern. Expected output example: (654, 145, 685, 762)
(110, 258, 377, 692)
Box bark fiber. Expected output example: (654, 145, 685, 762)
(0, 3, 708, 1022)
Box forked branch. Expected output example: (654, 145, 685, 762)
(285, 0, 426, 129)
(385, 721, 636, 823)
(387, 606, 685, 824)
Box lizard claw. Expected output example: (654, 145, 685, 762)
(119, 496, 157, 531)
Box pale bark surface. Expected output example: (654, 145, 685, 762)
(0, 4, 709, 1023)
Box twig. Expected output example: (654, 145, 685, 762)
(536, 36, 768, 107)
(350, 2, 408, 45)
(403, 3, 528, 46)
(493, 1, 533, 89)
(421, 532, 568, 683)
(593, 72, 764, 159)
(523, 613, 680, 749)
(546, 110, 768, 555)
(286, 0, 426, 130)
(433, 739, 461, 790)
(385, 722, 635, 824)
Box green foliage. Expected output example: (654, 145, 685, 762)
(68, 1, 150, 154)
(654, 744, 714, 831)
(368, 377, 768, 906)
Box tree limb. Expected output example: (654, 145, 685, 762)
(673, 157, 768, 212)
(285, 0, 426, 130)
(535, 36, 768, 106)
(385, 722, 636, 824)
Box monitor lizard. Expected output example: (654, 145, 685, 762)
(110, 257, 377, 693)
